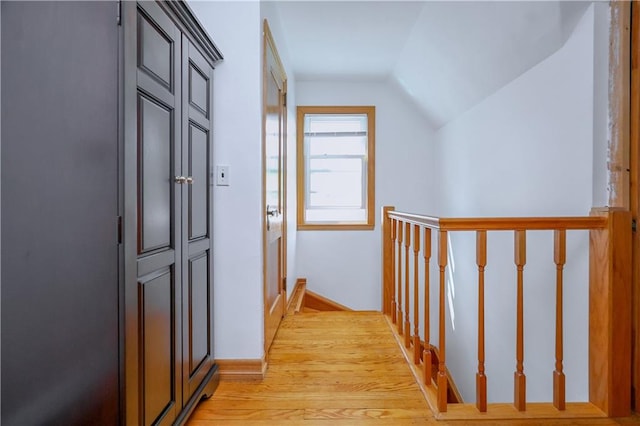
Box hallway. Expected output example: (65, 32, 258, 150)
(188, 311, 640, 425)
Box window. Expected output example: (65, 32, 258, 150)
(297, 106, 375, 230)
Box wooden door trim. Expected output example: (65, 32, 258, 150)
(262, 19, 288, 356)
(216, 358, 267, 381)
(630, 1, 640, 411)
(610, 1, 632, 210)
(608, 1, 635, 410)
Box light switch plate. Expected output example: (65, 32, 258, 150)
(216, 165, 230, 186)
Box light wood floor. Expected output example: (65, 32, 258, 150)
(188, 311, 639, 425)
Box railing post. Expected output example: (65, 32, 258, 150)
(382, 206, 394, 316)
(476, 230, 487, 412)
(404, 222, 412, 348)
(589, 208, 632, 417)
(397, 221, 404, 335)
(437, 230, 448, 412)
(553, 229, 566, 410)
(514, 230, 527, 411)
(423, 228, 432, 386)
(391, 219, 397, 323)
(413, 224, 421, 363)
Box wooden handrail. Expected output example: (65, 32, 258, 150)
(381, 206, 631, 420)
(387, 211, 607, 231)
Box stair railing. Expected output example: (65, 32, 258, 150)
(381, 206, 631, 420)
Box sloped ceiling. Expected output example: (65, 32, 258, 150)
(275, 1, 592, 128)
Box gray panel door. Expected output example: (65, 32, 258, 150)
(181, 37, 214, 402)
(1, 2, 119, 425)
(135, 2, 181, 425)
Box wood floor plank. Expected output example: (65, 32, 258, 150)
(303, 408, 433, 420)
(191, 408, 305, 421)
(188, 419, 433, 426)
(200, 398, 430, 410)
(188, 312, 640, 425)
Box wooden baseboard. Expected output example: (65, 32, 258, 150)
(305, 289, 353, 312)
(215, 359, 266, 381)
(286, 278, 353, 313)
(287, 278, 307, 314)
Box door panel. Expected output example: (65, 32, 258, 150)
(265, 235, 282, 308)
(189, 64, 209, 117)
(138, 94, 173, 253)
(263, 21, 287, 354)
(188, 253, 210, 372)
(182, 37, 214, 401)
(187, 43, 211, 121)
(140, 270, 176, 426)
(135, 2, 182, 424)
(138, 12, 173, 89)
(188, 123, 209, 239)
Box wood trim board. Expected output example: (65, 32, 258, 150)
(630, 0, 640, 411)
(216, 359, 266, 381)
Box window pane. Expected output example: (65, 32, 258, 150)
(307, 135, 366, 156)
(305, 208, 367, 223)
(306, 114, 367, 134)
(309, 158, 362, 208)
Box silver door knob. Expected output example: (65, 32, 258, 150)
(266, 205, 278, 217)
(185, 177, 194, 184)
(175, 176, 187, 184)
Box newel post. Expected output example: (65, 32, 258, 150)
(382, 206, 395, 315)
(589, 207, 632, 417)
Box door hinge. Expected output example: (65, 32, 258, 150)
(283, 93, 287, 108)
(116, 0, 122, 26)
(117, 216, 123, 244)
(633, 219, 637, 233)
(283, 277, 287, 292)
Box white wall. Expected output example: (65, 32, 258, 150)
(295, 80, 438, 310)
(435, 5, 595, 403)
(189, 1, 264, 359)
(260, 2, 298, 298)
(592, 1, 611, 207)
(189, 0, 298, 360)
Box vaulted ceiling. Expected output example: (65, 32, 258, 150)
(275, 1, 592, 128)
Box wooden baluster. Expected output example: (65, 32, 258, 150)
(390, 219, 397, 324)
(397, 221, 404, 335)
(476, 230, 487, 412)
(423, 228, 432, 385)
(437, 230, 448, 412)
(404, 222, 411, 348)
(413, 224, 421, 363)
(553, 229, 566, 410)
(382, 208, 393, 316)
(514, 230, 527, 411)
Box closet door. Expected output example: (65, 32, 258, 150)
(181, 36, 215, 402)
(135, 2, 182, 425)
